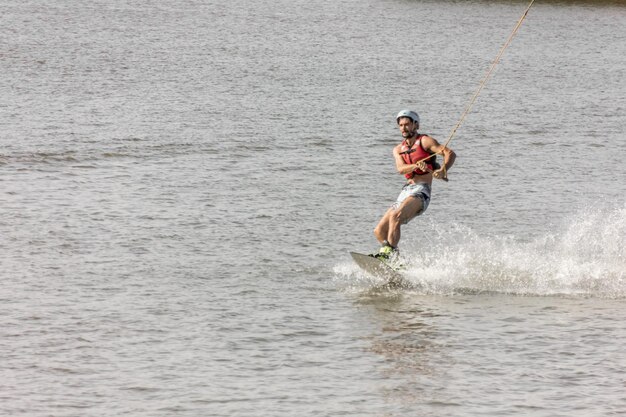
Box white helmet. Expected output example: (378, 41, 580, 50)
(396, 110, 419, 124)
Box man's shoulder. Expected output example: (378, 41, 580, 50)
(392, 142, 404, 154)
(419, 134, 440, 148)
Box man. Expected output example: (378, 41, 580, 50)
(373, 110, 456, 262)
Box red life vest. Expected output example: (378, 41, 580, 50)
(399, 135, 437, 179)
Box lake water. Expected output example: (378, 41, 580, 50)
(1, 0, 625, 416)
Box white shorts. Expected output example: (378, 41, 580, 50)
(391, 183, 431, 219)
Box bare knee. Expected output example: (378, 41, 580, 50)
(374, 223, 385, 241)
(374, 213, 391, 241)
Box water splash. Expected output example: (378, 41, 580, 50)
(338, 205, 626, 298)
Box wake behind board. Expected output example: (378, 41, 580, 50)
(349, 252, 411, 289)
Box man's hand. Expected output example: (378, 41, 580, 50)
(432, 167, 448, 181)
(415, 161, 427, 172)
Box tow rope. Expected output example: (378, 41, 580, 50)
(428, 0, 536, 180)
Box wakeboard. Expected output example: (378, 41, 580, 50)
(349, 252, 410, 289)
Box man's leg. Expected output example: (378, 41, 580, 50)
(374, 209, 393, 244)
(386, 196, 424, 247)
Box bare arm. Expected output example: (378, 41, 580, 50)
(393, 144, 428, 175)
(421, 135, 456, 179)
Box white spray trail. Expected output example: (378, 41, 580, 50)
(337, 205, 626, 298)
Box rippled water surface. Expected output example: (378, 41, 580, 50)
(2, 0, 625, 416)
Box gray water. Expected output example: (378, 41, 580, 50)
(2, 0, 626, 416)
